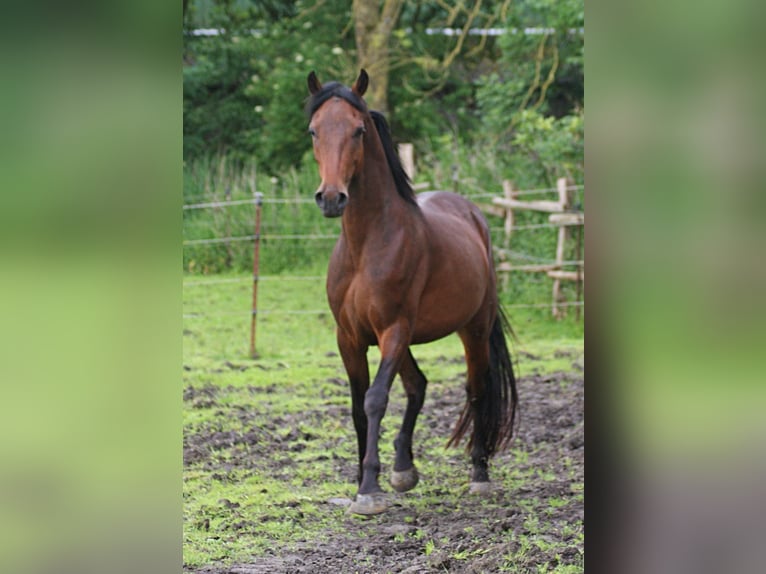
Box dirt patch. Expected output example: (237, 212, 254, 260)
(184, 370, 583, 573)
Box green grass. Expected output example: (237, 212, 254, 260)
(183, 272, 583, 570)
(183, 270, 583, 364)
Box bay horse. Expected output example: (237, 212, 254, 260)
(306, 70, 518, 515)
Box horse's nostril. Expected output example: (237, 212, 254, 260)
(338, 194, 348, 208)
(314, 190, 324, 207)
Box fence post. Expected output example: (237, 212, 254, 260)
(575, 224, 583, 321)
(499, 180, 516, 290)
(502, 180, 517, 249)
(250, 191, 263, 359)
(224, 185, 233, 269)
(451, 164, 459, 194)
(398, 143, 415, 181)
(551, 177, 572, 318)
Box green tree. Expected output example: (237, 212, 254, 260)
(182, 0, 584, 182)
(474, 0, 584, 184)
(183, 1, 356, 169)
(352, 0, 405, 115)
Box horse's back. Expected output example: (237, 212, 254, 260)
(417, 190, 486, 221)
(416, 191, 491, 255)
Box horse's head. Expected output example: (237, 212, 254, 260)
(306, 70, 369, 218)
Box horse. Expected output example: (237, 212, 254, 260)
(305, 70, 518, 515)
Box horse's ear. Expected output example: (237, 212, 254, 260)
(352, 69, 368, 97)
(307, 71, 322, 95)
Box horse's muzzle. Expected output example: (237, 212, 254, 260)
(315, 188, 348, 218)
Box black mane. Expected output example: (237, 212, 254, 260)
(369, 111, 416, 206)
(306, 83, 416, 206)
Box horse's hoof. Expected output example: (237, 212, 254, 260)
(468, 481, 493, 495)
(348, 492, 389, 515)
(390, 466, 419, 492)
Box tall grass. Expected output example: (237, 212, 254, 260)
(183, 155, 340, 275)
(182, 149, 584, 310)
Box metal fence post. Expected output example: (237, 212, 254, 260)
(250, 192, 263, 358)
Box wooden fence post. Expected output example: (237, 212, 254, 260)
(500, 180, 516, 290)
(552, 177, 572, 318)
(502, 180, 516, 249)
(398, 143, 415, 181)
(575, 224, 583, 321)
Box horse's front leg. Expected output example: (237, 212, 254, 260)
(390, 348, 427, 493)
(337, 331, 370, 486)
(349, 321, 411, 515)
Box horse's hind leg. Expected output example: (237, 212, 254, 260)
(456, 327, 494, 494)
(456, 310, 516, 495)
(391, 348, 427, 493)
(467, 343, 493, 491)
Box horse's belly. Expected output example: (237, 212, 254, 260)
(410, 320, 462, 345)
(410, 271, 489, 344)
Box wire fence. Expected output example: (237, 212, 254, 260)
(181, 224, 575, 246)
(182, 184, 584, 211)
(182, 182, 584, 352)
(182, 299, 584, 320)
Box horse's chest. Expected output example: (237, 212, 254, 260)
(329, 271, 411, 340)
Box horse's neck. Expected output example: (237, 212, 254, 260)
(341, 150, 419, 257)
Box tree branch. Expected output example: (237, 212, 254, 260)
(435, 0, 466, 27)
(534, 39, 559, 110)
(440, 0, 482, 71)
(518, 33, 547, 112)
(499, 0, 513, 23)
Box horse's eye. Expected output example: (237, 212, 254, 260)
(353, 126, 366, 139)
(308, 128, 317, 138)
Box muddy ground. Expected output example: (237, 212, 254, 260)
(184, 357, 584, 573)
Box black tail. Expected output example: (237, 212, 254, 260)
(485, 308, 518, 454)
(449, 307, 518, 455)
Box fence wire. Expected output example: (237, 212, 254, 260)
(182, 300, 584, 320)
(183, 184, 584, 211)
(182, 223, 569, 247)
(184, 275, 324, 286)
